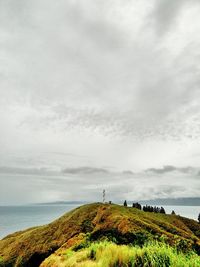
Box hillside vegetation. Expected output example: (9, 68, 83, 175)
(41, 241, 200, 267)
(0, 203, 200, 267)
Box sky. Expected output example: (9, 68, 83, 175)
(0, 0, 200, 204)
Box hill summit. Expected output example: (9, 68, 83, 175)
(0, 203, 200, 267)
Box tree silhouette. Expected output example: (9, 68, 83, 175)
(132, 202, 142, 210)
(123, 200, 127, 207)
(153, 206, 157, 213)
(171, 210, 176, 215)
(160, 207, 166, 214)
(198, 213, 200, 224)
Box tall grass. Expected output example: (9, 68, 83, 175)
(42, 241, 200, 267)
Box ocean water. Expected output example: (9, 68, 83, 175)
(160, 205, 200, 221)
(0, 204, 199, 239)
(0, 204, 79, 239)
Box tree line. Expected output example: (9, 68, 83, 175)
(123, 200, 166, 214)
(123, 200, 200, 222)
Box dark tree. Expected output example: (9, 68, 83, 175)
(142, 205, 165, 214)
(160, 207, 166, 214)
(198, 213, 200, 224)
(153, 206, 158, 213)
(143, 205, 147, 211)
(137, 203, 142, 210)
(132, 202, 142, 210)
(171, 210, 176, 215)
(123, 200, 127, 207)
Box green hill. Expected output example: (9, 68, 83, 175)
(0, 203, 200, 267)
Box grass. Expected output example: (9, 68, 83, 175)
(41, 241, 200, 267)
(0, 203, 200, 266)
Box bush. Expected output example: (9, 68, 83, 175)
(174, 238, 192, 253)
(89, 229, 150, 246)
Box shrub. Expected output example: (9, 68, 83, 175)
(89, 229, 150, 246)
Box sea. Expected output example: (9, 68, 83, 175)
(0, 204, 199, 239)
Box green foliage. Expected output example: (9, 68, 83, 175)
(43, 241, 200, 267)
(89, 229, 151, 246)
(134, 250, 171, 267)
(174, 236, 192, 253)
(192, 240, 200, 255)
(73, 239, 90, 251)
(82, 219, 93, 233)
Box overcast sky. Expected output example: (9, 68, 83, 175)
(0, 0, 200, 204)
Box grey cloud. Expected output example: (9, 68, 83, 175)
(122, 170, 134, 175)
(0, 0, 200, 204)
(146, 165, 176, 174)
(0, 166, 58, 176)
(1, 0, 200, 141)
(0, 165, 110, 176)
(0, 164, 199, 204)
(158, 184, 185, 195)
(62, 166, 109, 175)
(146, 165, 195, 174)
(151, 0, 199, 35)
(139, 184, 186, 200)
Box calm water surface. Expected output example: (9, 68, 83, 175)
(0, 204, 79, 239)
(0, 204, 199, 239)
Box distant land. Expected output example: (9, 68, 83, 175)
(138, 197, 200, 206)
(36, 200, 87, 205)
(36, 197, 200, 206)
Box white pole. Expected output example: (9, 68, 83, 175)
(103, 189, 105, 203)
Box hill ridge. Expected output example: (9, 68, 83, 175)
(0, 203, 200, 267)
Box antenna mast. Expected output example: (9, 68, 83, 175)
(103, 189, 105, 203)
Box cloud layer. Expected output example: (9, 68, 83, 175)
(0, 0, 200, 203)
(0, 164, 199, 204)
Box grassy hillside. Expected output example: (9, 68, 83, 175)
(0, 203, 200, 267)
